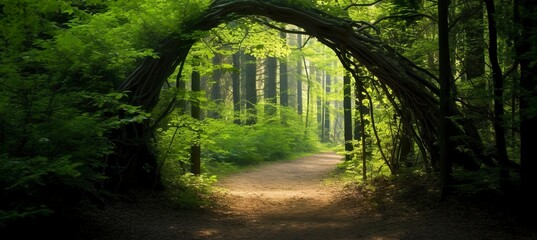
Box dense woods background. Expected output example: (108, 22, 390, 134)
(1, 0, 537, 234)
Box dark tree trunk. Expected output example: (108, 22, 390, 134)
(232, 52, 241, 125)
(343, 74, 353, 160)
(462, 0, 485, 81)
(190, 69, 201, 175)
(105, 122, 159, 192)
(438, 0, 453, 200)
(265, 57, 277, 116)
(461, 0, 488, 128)
(245, 53, 257, 125)
(355, 77, 368, 180)
(484, 0, 510, 171)
(516, 0, 537, 223)
(398, 130, 413, 165)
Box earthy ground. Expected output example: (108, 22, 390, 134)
(75, 152, 535, 240)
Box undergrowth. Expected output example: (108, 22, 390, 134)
(155, 107, 321, 208)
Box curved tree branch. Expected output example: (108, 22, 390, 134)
(117, 0, 485, 179)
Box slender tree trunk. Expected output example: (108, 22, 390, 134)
(265, 57, 277, 116)
(304, 58, 312, 135)
(209, 54, 222, 118)
(317, 70, 323, 136)
(484, 0, 510, 172)
(280, 33, 288, 108)
(245, 53, 257, 125)
(190, 69, 201, 175)
(343, 74, 353, 160)
(323, 73, 331, 142)
(232, 52, 241, 124)
(355, 77, 368, 180)
(296, 34, 303, 116)
(438, 0, 453, 200)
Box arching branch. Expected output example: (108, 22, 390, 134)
(114, 0, 487, 190)
(252, 18, 308, 35)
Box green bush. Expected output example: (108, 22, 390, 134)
(160, 156, 218, 209)
(201, 110, 319, 167)
(0, 92, 146, 227)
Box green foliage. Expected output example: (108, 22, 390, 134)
(201, 19, 291, 60)
(0, 0, 151, 226)
(161, 170, 217, 209)
(0, 0, 529, 226)
(153, 103, 320, 207)
(106, 0, 211, 48)
(155, 113, 201, 170)
(0, 156, 89, 222)
(202, 119, 262, 165)
(450, 167, 521, 200)
(202, 108, 319, 166)
(156, 107, 320, 172)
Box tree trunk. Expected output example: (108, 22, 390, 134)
(317, 70, 323, 136)
(343, 74, 353, 160)
(355, 77, 368, 180)
(245, 53, 257, 125)
(516, 0, 537, 223)
(190, 69, 201, 175)
(279, 33, 289, 108)
(265, 57, 277, 116)
(484, 0, 510, 173)
(438, 0, 453, 200)
(209, 54, 223, 119)
(462, 0, 485, 81)
(232, 52, 241, 125)
(304, 58, 312, 135)
(296, 33, 303, 116)
(323, 73, 331, 142)
(461, 0, 488, 128)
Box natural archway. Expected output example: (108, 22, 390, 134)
(110, 0, 487, 190)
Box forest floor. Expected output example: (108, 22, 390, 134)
(77, 152, 536, 240)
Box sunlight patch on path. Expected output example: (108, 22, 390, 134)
(215, 152, 344, 222)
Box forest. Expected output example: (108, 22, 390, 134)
(1, 0, 537, 239)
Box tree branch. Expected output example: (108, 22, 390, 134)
(252, 18, 308, 35)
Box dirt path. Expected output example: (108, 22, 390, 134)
(79, 152, 536, 240)
(213, 152, 346, 239)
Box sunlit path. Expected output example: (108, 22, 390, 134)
(77, 153, 536, 240)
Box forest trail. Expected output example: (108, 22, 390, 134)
(81, 152, 535, 240)
(214, 152, 348, 239)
